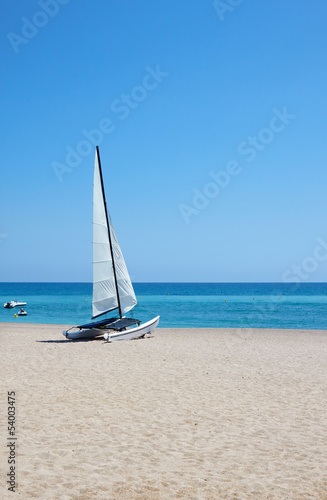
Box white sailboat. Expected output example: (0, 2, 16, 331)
(63, 147, 160, 341)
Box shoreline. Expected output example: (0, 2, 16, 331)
(1, 322, 327, 332)
(2, 282, 327, 331)
(1, 324, 327, 498)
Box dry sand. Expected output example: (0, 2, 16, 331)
(1, 323, 327, 499)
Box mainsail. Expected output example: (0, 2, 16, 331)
(92, 148, 137, 319)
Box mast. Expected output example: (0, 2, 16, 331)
(96, 146, 122, 319)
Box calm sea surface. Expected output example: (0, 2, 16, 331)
(0, 282, 327, 329)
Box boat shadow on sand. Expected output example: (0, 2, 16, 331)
(36, 336, 152, 344)
(36, 338, 106, 344)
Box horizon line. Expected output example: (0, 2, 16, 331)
(1, 281, 327, 285)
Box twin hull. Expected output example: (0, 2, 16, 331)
(63, 315, 160, 341)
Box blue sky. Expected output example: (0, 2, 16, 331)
(1, 0, 327, 282)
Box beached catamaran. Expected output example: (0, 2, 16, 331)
(63, 147, 160, 341)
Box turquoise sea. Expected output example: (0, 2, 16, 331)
(0, 282, 327, 329)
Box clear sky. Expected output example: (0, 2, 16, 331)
(1, 0, 327, 282)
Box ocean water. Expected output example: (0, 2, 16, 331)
(0, 282, 327, 330)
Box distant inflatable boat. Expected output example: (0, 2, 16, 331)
(4, 301, 27, 309)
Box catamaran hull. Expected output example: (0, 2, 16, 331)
(63, 316, 160, 341)
(63, 328, 104, 340)
(106, 315, 160, 342)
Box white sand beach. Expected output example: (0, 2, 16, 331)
(1, 323, 327, 499)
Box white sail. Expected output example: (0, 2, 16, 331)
(92, 149, 137, 318)
(110, 222, 137, 314)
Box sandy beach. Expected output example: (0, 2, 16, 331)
(1, 323, 327, 499)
